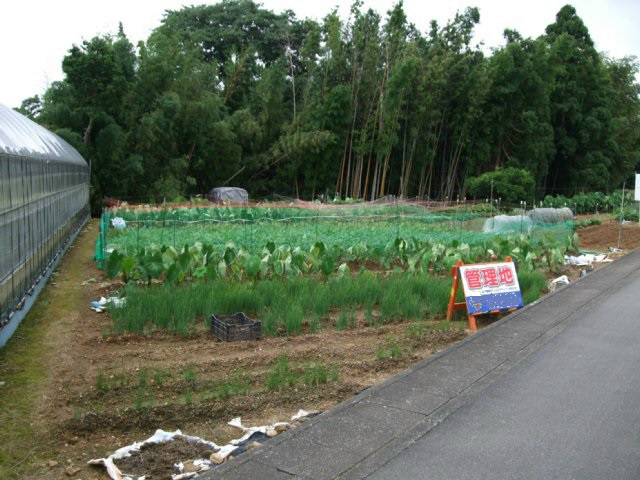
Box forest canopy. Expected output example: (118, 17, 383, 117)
(17, 1, 640, 210)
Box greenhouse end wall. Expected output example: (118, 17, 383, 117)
(0, 105, 90, 340)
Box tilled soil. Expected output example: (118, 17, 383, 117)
(10, 217, 636, 479)
(577, 218, 640, 252)
(2, 220, 467, 480)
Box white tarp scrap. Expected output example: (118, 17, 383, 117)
(89, 411, 317, 480)
(564, 254, 609, 266)
(111, 217, 126, 229)
(549, 275, 570, 292)
(90, 296, 126, 313)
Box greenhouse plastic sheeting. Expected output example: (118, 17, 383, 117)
(0, 103, 90, 332)
(208, 187, 249, 204)
(0, 104, 86, 164)
(528, 207, 573, 225)
(483, 215, 533, 234)
(483, 207, 574, 235)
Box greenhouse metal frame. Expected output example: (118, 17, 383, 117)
(0, 104, 90, 346)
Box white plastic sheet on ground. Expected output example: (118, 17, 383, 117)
(564, 254, 609, 266)
(549, 275, 570, 292)
(89, 411, 316, 480)
(90, 296, 126, 312)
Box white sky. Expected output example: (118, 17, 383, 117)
(1, 0, 639, 108)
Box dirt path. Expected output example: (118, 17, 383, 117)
(0, 221, 100, 479)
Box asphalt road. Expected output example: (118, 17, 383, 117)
(368, 271, 640, 479)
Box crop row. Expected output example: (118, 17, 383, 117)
(110, 271, 547, 336)
(105, 218, 494, 257)
(106, 233, 575, 285)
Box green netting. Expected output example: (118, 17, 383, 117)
(94, 211, 111, 268)
(95, 204, 574, 268)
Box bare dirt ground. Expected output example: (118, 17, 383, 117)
(576, 216, 640, 252)
(0, 221, 466, 480)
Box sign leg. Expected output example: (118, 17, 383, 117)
(468, 315, 478, 332)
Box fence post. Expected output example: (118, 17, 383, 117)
(520, 201, 524, 234)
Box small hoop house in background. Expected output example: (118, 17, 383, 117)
(208, 187, 249, 205)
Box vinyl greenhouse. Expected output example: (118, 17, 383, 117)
(0, 104, 90, 345)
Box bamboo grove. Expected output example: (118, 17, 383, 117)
(16, 1, 640, 211)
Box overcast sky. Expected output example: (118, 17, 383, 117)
(1, 0, 638, 108)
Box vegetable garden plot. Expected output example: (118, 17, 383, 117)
(98, 202, 576, 339)
(96, 204, 492, 263)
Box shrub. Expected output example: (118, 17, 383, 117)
(466, 167, 535, 204)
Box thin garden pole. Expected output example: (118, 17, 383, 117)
(396, 198, 400, 239)
(618, 181, 626, 249)
(520, 201, 524, 234)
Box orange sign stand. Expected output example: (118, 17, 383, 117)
(446, 256, 517, 332)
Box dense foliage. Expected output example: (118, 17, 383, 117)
(466, 167, 535, 204)
(17, 2, 640, 212)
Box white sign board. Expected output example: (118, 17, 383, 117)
(635, 174, 640, 201)
(458, 262, 523, 315)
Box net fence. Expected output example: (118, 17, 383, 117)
(95, 198, 574, 267)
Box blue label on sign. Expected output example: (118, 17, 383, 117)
(466, 291, 524, 315)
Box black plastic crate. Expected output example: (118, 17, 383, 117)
(211, 312, 262, 342)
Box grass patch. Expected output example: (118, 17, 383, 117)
(265, 356, 298, 391)
(138, 369, 149, 388)
(518, 271, 547, 305)
(134, 389, 146, 410)
(153, 369, 171, 387)
(265, 356, 338, 391)
(96, 369, 109, 393)
(335, 309, 356, 330)
(302, 363, 339, 386)
(211, 373, 251, 399)
(376, 337, 404, 360)
(183, 364, 197, 387)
